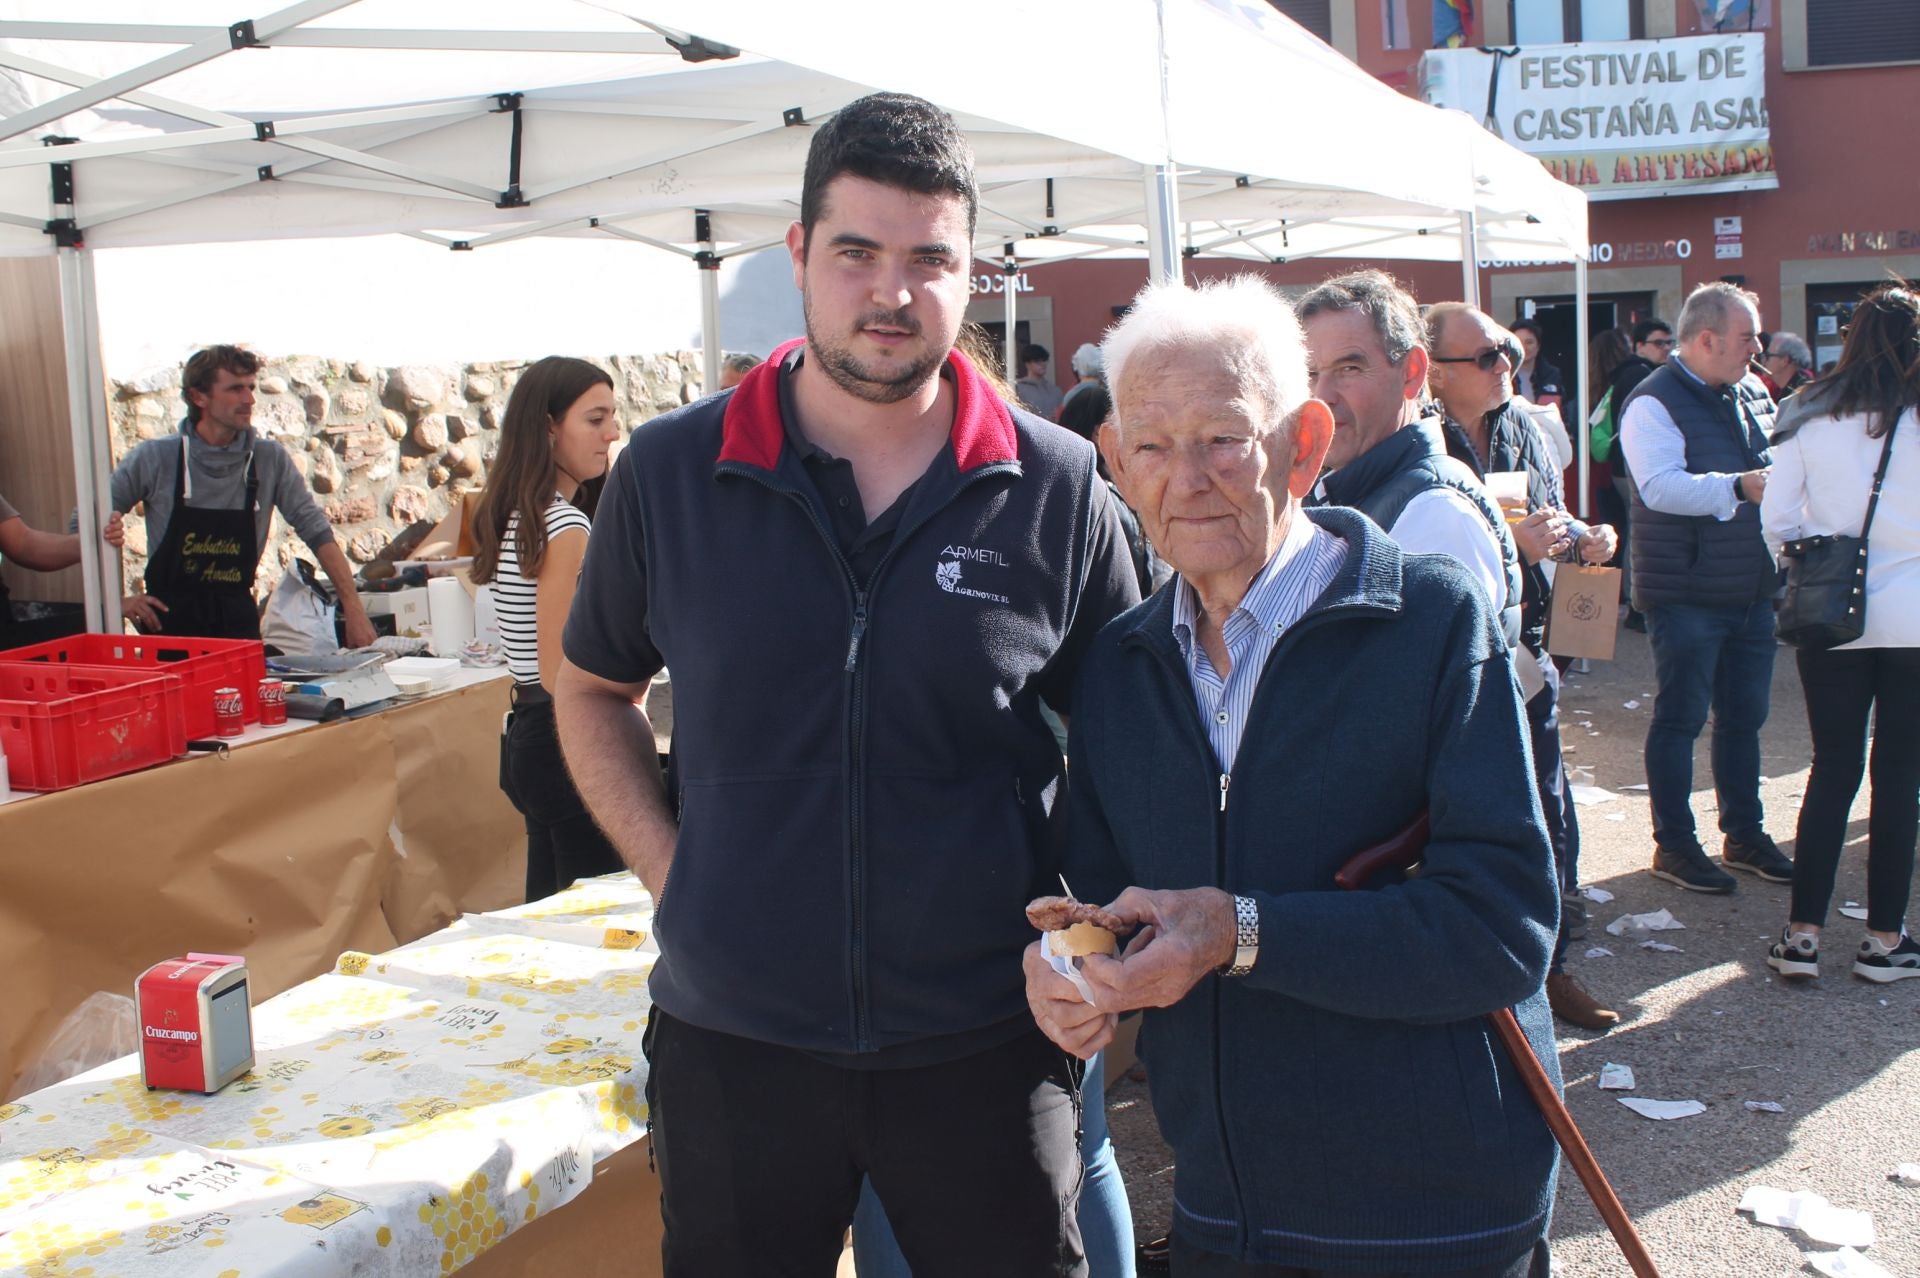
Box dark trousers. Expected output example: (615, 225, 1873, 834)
(1171, 1231, 1549, 1277)
(1644, 599, 1776, 849)
(645, 1009, 1086, 1278)
(500, 694, 623, 902)
(1524, 658, 1578, 970)
(1790, 645, 1920, 933)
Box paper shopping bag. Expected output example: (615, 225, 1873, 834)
(1546, 564, 1623, 661)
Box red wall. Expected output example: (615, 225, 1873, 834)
(1025, 9, 1917, 389)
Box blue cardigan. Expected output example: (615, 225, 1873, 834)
(1064, 507, 1562, 1273)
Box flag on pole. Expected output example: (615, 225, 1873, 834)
(1433, 0, 1475, 48)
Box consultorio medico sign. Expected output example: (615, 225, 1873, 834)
(1420, 33, 1776, 201)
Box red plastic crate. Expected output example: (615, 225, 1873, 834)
(0, 634, 266, 741)
(0, 663, 190, 791)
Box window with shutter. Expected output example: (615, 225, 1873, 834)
(1807, 0, 1920, 65)
(1266, 0, 1334, 42)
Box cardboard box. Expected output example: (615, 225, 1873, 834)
(416, 491, 484, 561)
(363, 586, 431, 638)
(1546, 565, 1623, 661)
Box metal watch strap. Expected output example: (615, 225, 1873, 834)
(1221, 894, 1259, 977)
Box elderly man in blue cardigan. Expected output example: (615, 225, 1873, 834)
(1025, 275, 1563, 1278)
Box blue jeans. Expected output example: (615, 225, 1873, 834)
(853, 1048, 1135, 1278)
(1644, 600, 1776, 849)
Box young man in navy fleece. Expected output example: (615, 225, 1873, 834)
(555, 93, 1139, 1277)
(1028, 276, 1562, 1277)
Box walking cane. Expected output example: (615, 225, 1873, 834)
(1335, 814, 1664, 1278)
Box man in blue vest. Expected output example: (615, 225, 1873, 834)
(1618, 282, 1793, 894)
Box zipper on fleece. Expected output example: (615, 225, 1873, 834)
(722, 458, 1017, 1052)
(1212, 767, 1249, 1254)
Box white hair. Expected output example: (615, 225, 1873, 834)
(1070, 342, 1104, 377)
(1102, 275, 1311, 438)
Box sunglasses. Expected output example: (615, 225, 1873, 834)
(1432, 339, 1522, 371)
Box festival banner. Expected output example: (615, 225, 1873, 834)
(1420, 33, 1777, 201)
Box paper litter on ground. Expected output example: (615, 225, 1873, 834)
(1618, 1097, 1705, 1120)
(1744, 1100, 1786, 1113)
(1807, 1248, 1894, 1278)
(1606, 908, 1685, 939)
(1623, 700, 1641, 709)
(1604, 812, 1627, 822)
(1585, 946, 1615, 959)
(1569, 784, 1619, 806)
(1581, 885, 1615, 903)
(1839, 902, 1870, 920)
(1641, 940, 1686, 953)
(1620, 782, 1650, 791)
(1738, 1187, 1876, 1248)
(1891, 1164, 1920, 1187)
(1598, 1062, 1635, 1090)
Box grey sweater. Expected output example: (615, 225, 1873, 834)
(111, 422, 335, 555)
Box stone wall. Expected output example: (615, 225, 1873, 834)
(110, 351, 706, 598)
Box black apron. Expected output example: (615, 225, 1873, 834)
(146, 434, 263, 640)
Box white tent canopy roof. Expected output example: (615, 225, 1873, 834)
(0, 0, 1585, 265)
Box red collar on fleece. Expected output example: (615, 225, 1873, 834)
(717, 337, 1018, 472)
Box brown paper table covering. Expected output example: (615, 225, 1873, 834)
(0, 671, 524, 1098)
(0, 874, 656, 1278)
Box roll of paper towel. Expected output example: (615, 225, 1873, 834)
(427, 576, 475, 655)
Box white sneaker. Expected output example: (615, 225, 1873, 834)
(1854, 933, 1920, 983)
(1766, 928, 1819, 980)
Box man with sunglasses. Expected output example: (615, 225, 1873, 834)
(1427, 302, 1622, 1032)
(1757, 332, 1814, 401)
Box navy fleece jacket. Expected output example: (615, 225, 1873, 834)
(1064, 506, 1561, 1272)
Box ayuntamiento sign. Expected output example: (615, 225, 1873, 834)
(1420, 33, 1777, 201)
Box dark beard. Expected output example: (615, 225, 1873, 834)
(803, 296, 945, 405)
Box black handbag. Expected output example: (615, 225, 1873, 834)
(1774, 418, 1900, 649)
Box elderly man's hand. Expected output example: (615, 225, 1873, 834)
(1023, 941, 1117, 1060)
(1079, 886, 1238, 1014)
(1511, 508, 1572, 565)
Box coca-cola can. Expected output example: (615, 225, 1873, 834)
(213, 686, 244, 737)
(257, 677, 287, 726)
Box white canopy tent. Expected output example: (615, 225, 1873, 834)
(0, 0, 1589, 630)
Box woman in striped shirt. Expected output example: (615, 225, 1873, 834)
(470, 356, 624, 902)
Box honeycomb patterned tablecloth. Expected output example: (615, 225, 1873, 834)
(0, 874, 655, 1278)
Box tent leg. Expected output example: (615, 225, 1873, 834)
(57, 247, 116, 633)
(1459, 212, 1481, 307)
(1143, 163, 1182, 287)
(1002, 245, 1019, 386)
(699, 259, 721, 395)
(1574, 256, 1591, 521)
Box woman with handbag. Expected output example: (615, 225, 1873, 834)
(469, 356, 626, 903)
(1762, 284, 1920, 983)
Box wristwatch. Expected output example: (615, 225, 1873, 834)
(1220, 894, 1260, 977)
(1731, 474, 1745, 506)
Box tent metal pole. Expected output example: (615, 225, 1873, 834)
(1574, 255, 1591, 520)
(56, 247, 117, 633)
(1002, 244, 1019, 385)
(699, 267, 721, 394)
(1143, 164, 1182, 286)
(1459, 211, 1480, 306)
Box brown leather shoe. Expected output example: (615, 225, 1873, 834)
(1547, 970, 1620, 1032)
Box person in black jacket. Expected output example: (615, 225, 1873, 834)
(555, 93, 1139, 1278)
(1603, 319, 1673, 631)
(1428, 302, 1622, 1032)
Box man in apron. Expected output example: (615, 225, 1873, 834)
(109, 345, 375, 646)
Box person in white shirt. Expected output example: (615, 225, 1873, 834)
(1761, 283, 1920, 984)
(468, 356, 625, 903)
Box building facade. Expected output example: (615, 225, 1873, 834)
(984, 0, 1916, 407)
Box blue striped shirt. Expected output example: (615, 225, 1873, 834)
(1172, 511, 1348, 773)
